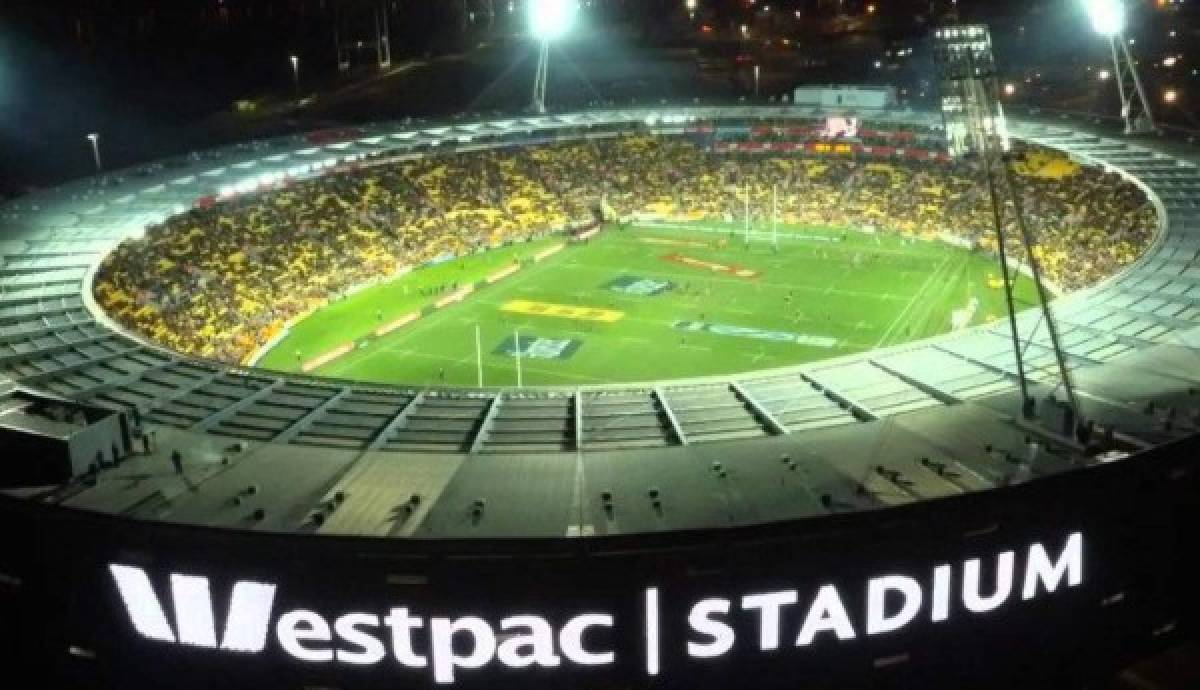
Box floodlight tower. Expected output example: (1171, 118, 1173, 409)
(934, 24, 1084, 437)
(86, 133, 102, 173)
(1084, 0, 1155, 134)
(529, 0, 577, 114)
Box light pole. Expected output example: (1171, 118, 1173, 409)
(289, 55, 300, 93)
(86, 133, 102, 172)
(1083, 0, 1155, 134)
(529, 0, 577, 114)
(754, 64, 761, 98)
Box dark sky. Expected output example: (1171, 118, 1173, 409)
(0, 0, 1195, 193)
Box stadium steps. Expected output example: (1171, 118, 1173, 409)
(0, 283, 84, 307)
(873, 348, 1015, 400)
(289, 391, 418, 449)
(381, 394, 492, 453)
(737, 375, 863, 431)
(30, 349, 177, 399)
(807, 361, 943, 418)
(580, 391, 674, 450)
(146, 373, 280, 430)
(0, 267, 87, 285)
(657, 385, 768, 443)
(92, 362, 220, 414)
(0, 297, 87, 325)
(2, 345, 138, 386)
(0, 329, 120, 369)
(0, 311, 94, 345)
(975, 327, 1106, 369)
(211, 383, 347, 443)
(932, 340, 1079, 391)
(481, 394, 574, 453)
(15, 240, 112, 257)
(14, 343, 154, 392)
(0, 255, 93, 275)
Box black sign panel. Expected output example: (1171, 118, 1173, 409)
(0, 434, 1196, 689)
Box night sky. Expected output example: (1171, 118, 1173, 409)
(1, 0, 1196, 194)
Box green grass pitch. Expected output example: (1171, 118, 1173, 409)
(257, 223, 1038, 387)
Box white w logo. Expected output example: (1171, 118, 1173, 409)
(109, 564, 277, 653)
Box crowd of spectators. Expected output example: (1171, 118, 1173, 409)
(94, 133, 1157, 363)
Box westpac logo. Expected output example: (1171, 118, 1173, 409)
(109, 564, 615, 683)
(108, 565, 277, 652)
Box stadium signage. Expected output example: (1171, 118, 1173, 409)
(661, 253, 759, 279)
(606, 275, 674, 296)
(107, 532, 1082, 684)
(674, 321, 839, 348)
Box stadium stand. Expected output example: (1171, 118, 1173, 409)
(0, 109, 1194, 464)
(90, 131, 1155, 365)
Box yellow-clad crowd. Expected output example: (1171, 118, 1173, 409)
(93, 134, 1156, 363)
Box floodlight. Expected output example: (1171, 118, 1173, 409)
(1082, 0, 1154, 133)
(529, 0, 577, 42)
(1083, 0, 1124, 37)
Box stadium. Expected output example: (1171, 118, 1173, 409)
(0, 99, 1197, 688)
(2, 4, 1200, 687)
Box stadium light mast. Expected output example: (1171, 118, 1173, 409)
(529, 0, 577, 114)
(290, 55, 300, 93)
(376, 3, 392, 68)
(86, 133, 102, 173)
(934, 24, 1086, 443)
(1083, 0, 1155, 134)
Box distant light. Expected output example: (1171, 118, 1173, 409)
(1098, 69, 1112, 80)
(866, 3, 876, 13)
(873, 60, 882, 69)
(1004, 82, 1016, 96)
(1083, 0, 1125, 37)
(685, 0, 697, 9)
(741, 24, 749, 38)
(1164, 88, 1178, 103)
(529, 0, 578, 42)
(1163, 55, 1178, 67)
(87, 132, 99, 142)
